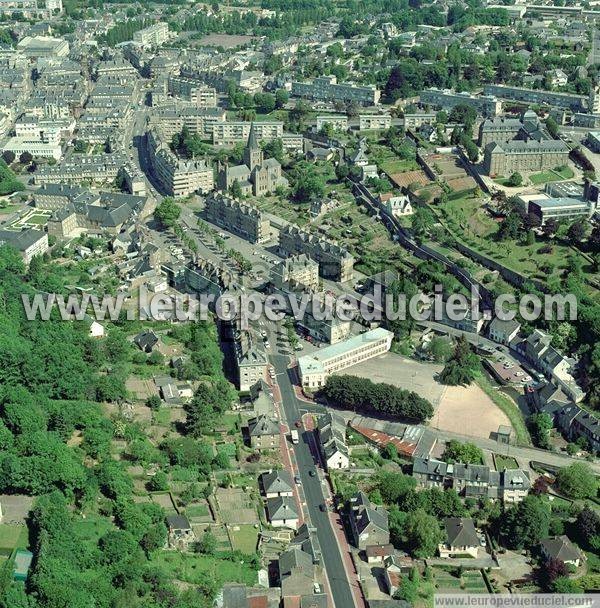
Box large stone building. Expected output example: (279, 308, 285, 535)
(483, 139, 569, 176)
(292, 75, 380, 106)
(478, 110, 548, 148)
(0, 229, 48, 264)
(278, 225, 354, 282)
(272, 254, 320, 292)
(146, 126, 214, 197)
(218, 124, 287, 196)
(204, 192, 270, 244)
(46, 191, 147, 238)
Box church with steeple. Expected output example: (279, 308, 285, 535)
(218, 123, 288, 197)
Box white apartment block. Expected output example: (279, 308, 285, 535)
(403, 112, 436, 128)
(167, 76, 217, 108)
(45, 0, 62, 11)
(298, 327, 394, 389)
(292, 76, 380, 106)
(359, 114, 392, 130)
(316, 115, 348, 131)
(211, 121, 284, 145)
(133, 22, 169, 46)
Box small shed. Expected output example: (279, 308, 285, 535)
(13, 550, 33, 582)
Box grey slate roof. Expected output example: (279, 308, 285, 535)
(444, 517, 479, 548)
(540, 535, 582, 563)
(266, 496, 298, 522)
(260, 469, 293, 495)
(248, 415, 279, 437)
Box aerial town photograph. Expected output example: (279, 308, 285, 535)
(2, 0, 600, 606)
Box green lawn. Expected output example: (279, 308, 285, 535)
(155, 551, 257, 587)
(0, 204, 20, 215)
(529, 166, 574, 185)
(436, 194, 595, 288)
(71, 514, 114, 551)
(185, 504, 209, 518)
(0, 524, 28, 552)
(230, 524, 259, 554)
(27, 214, 49, 225)
(493, 454, 520, 471)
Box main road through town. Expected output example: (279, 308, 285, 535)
(270, 349, 357, 608)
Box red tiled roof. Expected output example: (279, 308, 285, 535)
(350, 425, 417, 456)
(366, 544, 394, 557)
(248, 598, 268, 608)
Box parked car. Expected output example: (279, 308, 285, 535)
(319, 503, 327, 512)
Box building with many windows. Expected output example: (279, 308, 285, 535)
(133, 22, 169, 46)
(0, 229, 48, 264)
(420, 88, 501, 117)
(146, 126, 214, 197)
(483, 84, 586, 112)
(167, 76, 217, 108)
(359, 114, 392, 130)
(204, 192, 270, 244)
(483, 139, 569, 176)
(278, 225, 354, 282)
(292, 76, 380, 106)
(211, 120, 284, 146)
(297, 327, 393, 389)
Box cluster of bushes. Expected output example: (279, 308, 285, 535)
(321, 374, 434, 422)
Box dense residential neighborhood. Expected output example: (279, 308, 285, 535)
(0, 0, 600, 607)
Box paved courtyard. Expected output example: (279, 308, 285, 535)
(342, 352, 512, 440)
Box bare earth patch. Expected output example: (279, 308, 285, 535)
(342, 352, 512, 439)
(432, 383, 512, 439)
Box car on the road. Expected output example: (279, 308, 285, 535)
(294, 475, 301, 485)
(309, 469, 316, 477)
(319, 503, 327, 512)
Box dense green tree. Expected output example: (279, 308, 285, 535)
(441, 440, 483, 464)
(499, 495, 550, 549)
(556, 462, 597, 499)
(404, 509, 444, 558)
(154, 197, 181, 229)
(322, 375, 434, 422)
(439, 337, 480, 385)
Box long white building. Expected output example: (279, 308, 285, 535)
(298, 327, 393, 390)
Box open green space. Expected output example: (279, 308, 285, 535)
(26, 214, 49, 225)
(0, 525, 28, 552)
(155, 551, 257, 588)
(0, 204, 20, 215)
(435, 195, 595, 288)
(529, 166, 574, 185)
(229, 524, 259, 554)
(493, 454, 520, 471)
